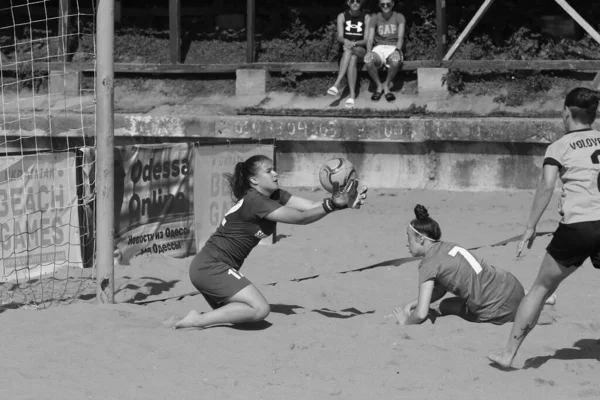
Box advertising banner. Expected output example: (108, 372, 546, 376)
(194, 142, 275, 249)
(0, 152, 82, 282)
(114, 143, 195, 264)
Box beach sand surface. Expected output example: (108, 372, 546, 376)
(2, 188, 600, 400)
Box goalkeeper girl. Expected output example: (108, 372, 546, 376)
(394, 204, 554, 326)
(175, 155, 367, 329)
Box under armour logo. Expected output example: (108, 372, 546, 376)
(346, 21, 363, 32)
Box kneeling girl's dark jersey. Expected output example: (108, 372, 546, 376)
(202, 188, 292, 269)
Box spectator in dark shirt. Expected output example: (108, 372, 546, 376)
(327, 0, 370, 109)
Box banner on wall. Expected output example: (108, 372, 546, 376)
(194, 140, 276, 250)
(113, 143, 195, 264)
(0, 152, 83, 282)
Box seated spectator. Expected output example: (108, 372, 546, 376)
(364, 0, 405, 103)
(327, 0, 370, 109)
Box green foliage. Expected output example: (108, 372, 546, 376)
(453, 34, 496, 60)
(443, 70, 465, 94)
(279, 68, 303, 89)
(404, 5, 438, 60)
(493, 72, 553, 106)
(113, 28, 171, 63)
(257, 15, 337, 62)
(268, 72, 335, 97)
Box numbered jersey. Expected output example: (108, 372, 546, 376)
(544, 128, 600, 224)
(203, 188, 291, 269)
(418, 241, 517, 318)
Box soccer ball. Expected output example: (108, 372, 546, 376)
(318, 158, 356, 193)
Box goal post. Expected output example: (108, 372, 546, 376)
(95, 0, 115, 304)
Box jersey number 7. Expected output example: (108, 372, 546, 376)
(448, 246, 482, 275)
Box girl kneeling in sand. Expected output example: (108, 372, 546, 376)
(394, 205, 554, 326)
(174, 155, 367, 329)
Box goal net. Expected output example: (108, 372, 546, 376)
(0, 0, 97, 309)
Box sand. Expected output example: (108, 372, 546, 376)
(2, 187, 600, 400)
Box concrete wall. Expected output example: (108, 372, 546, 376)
(275, 140, 545, 191)
(1, 112, 565, 191)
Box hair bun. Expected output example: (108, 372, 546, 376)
(414, 204, 429, 220)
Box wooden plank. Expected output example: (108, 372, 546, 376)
(169, 0, 181, 64)
(246, 0, 256, 63)
(592, 74, 600, 90)
(443, 0, 497, 61)
(3, 60, 600, 75)
(436, 0, 448, 61)
(58, 0, 70, 63)
(440, 60, 600, 70)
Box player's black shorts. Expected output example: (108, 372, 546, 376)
(547, 220, 600, 268)
(188, 250, 252, 306)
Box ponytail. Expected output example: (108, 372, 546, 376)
(224, 155, 272, 202)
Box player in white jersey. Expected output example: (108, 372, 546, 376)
(488, 87, 600, 369)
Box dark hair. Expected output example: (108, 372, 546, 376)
(564, 87, 600, 125)
(410, 204, 441, 241)
(224, 155, 272, 202)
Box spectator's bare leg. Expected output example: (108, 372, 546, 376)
(383, 58, 401, 94)
(347, 54, 359, 100)
(365, 53, 384, 94)
(332, 49, 353, 93)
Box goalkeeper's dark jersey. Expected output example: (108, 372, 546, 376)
(202, 188, 291, 269)
(418, 241, 518, 321)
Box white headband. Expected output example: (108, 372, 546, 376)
(409, 223, 439, 242)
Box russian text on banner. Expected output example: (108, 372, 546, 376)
(114, 143, 195, 264)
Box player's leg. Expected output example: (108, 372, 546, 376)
(175, 252, 269, 329)
(437, 297, 478, 322)
(175, 284, 269, 329)
(329, 49, 353, 95)
(487, 252, 576, 367)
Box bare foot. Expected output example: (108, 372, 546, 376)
(545, 293, 556, 306)
(487, 349, 514, 369)
(173, 310, 205, 330)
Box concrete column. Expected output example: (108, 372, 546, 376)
(236, 69, 268, 96)
(417, 68, 449, 98)
(48, 68, 82, 94)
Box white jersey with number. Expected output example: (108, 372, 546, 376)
(543, 128, 600, 224)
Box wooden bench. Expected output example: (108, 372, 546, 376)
(2, 60, 599, 96)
